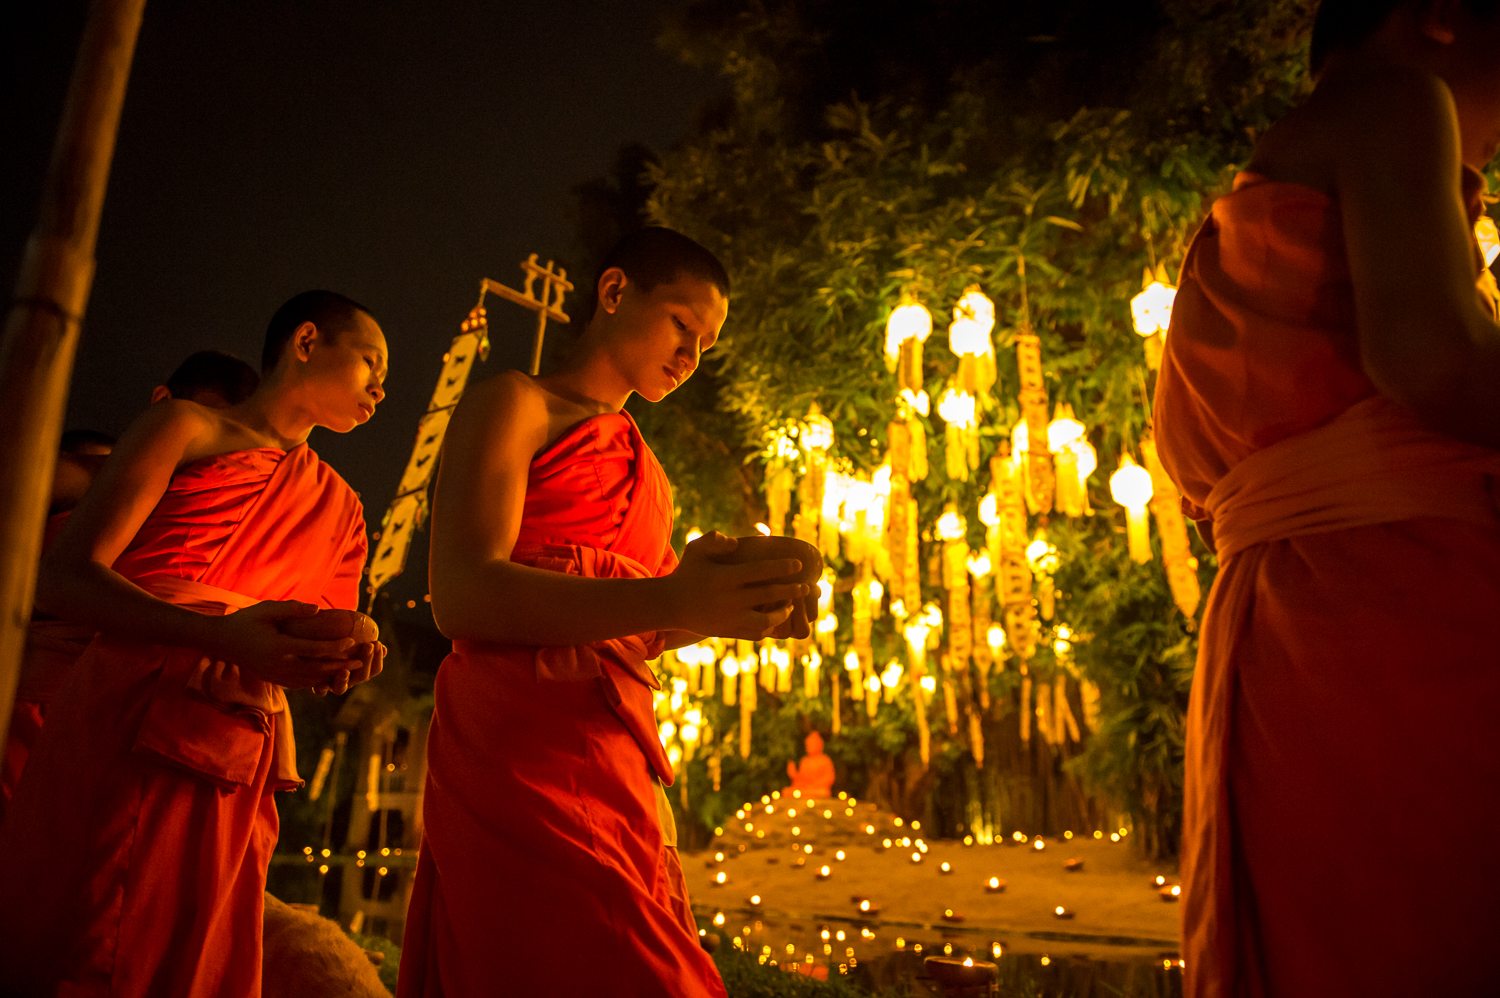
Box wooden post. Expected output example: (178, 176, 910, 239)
(0, 0, 147, 746)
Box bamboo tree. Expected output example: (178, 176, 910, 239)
(0, 0, 148, 745)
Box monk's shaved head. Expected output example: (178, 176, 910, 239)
(261, 290, 376, 372)
(1312, 0, 1500, 75)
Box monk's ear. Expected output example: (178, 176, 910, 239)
(291, 320, 319, 362)
(596, 267, 628, 315)
(1417, 0, 1460, 45)
(148, 385, 171, 404)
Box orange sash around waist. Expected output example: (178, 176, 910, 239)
(1184, 396, 1500, 990)
(1205, 396, 1500, 560)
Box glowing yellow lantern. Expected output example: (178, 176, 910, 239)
(1046, 403, 1089, 517)
(886, 298, 933, 393)
(1110, 454, 1155, 563)
(1045, 406, 1085, 453)
(948, 286, 997, 393)
(801, 405, 834, 453)
(1131, 278, 1177, 337)
(1477, 216, 1500, 267)
(1140, 436, 1201, 617)
(936, 387, 979, 480)
(1131, 267, 1177, 370)
(1025, 531, 1060, 620)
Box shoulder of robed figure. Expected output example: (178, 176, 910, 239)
(118, 396, 221, 460)
(1314, 61, 1459, 161)
(454, 369, 552, 453)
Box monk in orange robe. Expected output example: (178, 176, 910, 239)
(1, 352, 259, 826)
(400, 229, 809, 998)
(1153, 4, 1500, 994)
(0, 292, 388, 996)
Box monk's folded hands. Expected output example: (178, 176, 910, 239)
(209, 599, 361, 689)
(664, 530, 809, 640)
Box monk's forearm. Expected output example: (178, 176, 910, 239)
(661, 629, 706, 650)
(431, 559, 679, 646)
(1390, 335, 1500, 450)
(37, 559, 222, 652)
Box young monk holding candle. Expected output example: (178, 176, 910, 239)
(399, 228, 810, 998)
(1, 351, 263, 825)
(0, 291, 388, 997)
(1153, 2, 1500, 993)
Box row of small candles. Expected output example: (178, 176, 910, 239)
(699, 918, 1187, 978)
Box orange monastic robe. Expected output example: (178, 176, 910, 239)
(1154, 173, 1500, 997)
(0, 513, 94, 826)
(399, 412, 726, 998)
(0, 446, 366, 997)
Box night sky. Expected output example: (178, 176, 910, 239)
(4, 0, 717, 596)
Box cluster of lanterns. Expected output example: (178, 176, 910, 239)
(654, 274, 1204, 779)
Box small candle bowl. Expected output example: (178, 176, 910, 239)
(924, 955, 998, 988)
(1053, 905, 1075, 920)
(939, 861, 954, 875)
(984, 876, 1007, 894)
(1063, 857, 1084, 872)
(941, 908, 965, 923)
(1158, 884, 1183, 903)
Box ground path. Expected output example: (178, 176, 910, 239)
(686, 791, 1182, 961)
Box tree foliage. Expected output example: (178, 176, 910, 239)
(624, 0, 1312, 857)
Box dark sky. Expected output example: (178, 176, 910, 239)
(4, 0, 717, 598)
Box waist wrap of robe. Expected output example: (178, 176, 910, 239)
(1153, 172, 1500, 998)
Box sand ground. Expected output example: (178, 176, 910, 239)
(686, 793, 1181, 959)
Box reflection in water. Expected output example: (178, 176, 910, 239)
(706, 914, 1184, 997)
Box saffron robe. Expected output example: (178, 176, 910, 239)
(0, 445, 367, 997)
(398, 412, 727, 998)
(2, 514, 94, 827)
(1154, 173, 1500, 997)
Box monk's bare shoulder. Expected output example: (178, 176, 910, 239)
(1321, 63, 1458, 176)
(115, 398, 218, 465)
(1252, 63, 1456, 192)
(447, 369, 551, 462)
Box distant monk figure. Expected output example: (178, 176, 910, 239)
(786, 730, 835, 798)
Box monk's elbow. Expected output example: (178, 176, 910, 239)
(1365, 340, 1464, 427)
(428, 591, 470, 642)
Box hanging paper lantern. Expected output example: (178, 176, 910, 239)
(1047, 404, 1089, 517)
(936, 506, 972, 680)
(966, 550, 994, 708)
(1071, 438, 1097, 515)
(1130, 276, 1177, 337)
(949, 286, 997, 394)
(1131, 266, 1177, 371)
(1013, 326, 1054, 513)
(886, 298, 933, 392)
(1141, 437, 1201, 617)
(1477, 216, 1500, 267)
(1025, 531, 1059, 621)
(989, 454, 1038, 662)
(937, 387, 979, 481)
(1110, 454, 1155, 563)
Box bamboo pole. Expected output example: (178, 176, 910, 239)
(0, 0, 147, 746)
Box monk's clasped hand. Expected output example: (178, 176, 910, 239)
(669, 531, 811, 640)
